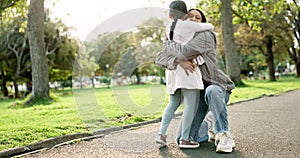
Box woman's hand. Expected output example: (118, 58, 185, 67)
(175, 59, 196, 76)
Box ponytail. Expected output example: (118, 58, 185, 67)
(168, 0, 187, 41)
(169, 19, 178, 41)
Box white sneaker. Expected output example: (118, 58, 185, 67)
(215, 132, 235, 153)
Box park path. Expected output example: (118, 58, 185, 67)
(23, 90, 300, 158)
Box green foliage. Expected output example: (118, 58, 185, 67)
(0, 1, 82, 98)
(113, 48, 139, 76)
(197, 0, 293, 77)
(45, 19, 80, 80)
(60, 79, 72, 88)
(0, 0, 26, 16)
(73, 50, 97, 80)
(135, 17, 166, 44)
(85, 17, 165, 79)
(49, 69, 72, 82)
(85, 32, 130, 77)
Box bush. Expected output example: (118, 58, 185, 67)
(61, 80, 72, 88)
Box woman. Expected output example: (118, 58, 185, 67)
(186, 8, 216, 142)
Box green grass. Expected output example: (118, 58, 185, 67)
(230, 76, 300, 103)
(0, 76, 299, 151)
(0, 95, 86, 150)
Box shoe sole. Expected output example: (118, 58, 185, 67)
(178, 144, 200, 149)
(155, 140, 166, 146)
(208, 138, 215, 143)
(216, 147, 233, 153)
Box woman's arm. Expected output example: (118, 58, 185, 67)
(155, 46, 196, 75)
(155, 50, 177, 70)
(164, 31, 216, 60)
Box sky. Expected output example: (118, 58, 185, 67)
(45, 0, 197, 41)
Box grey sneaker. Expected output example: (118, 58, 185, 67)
(155, 134, 167, 146)
(179, 139, 200, 149)
(215, 132, 235, 153)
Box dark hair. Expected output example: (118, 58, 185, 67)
(169, 0, 187, 40)
(169, 0, 188, 19)
(188, 8, 207, 23)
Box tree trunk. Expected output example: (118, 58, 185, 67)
(220, 0, 242, 85)
(296, 50, 300, 77)
(133, 68, 140, 84)
(266, 35, 276, 81)
(27, 0, 50, 100)
(80, 75, 83, 89)
(91, 77, 95, 88)
(296, 4, 300, 77)
(1, 69, 8, 96)
(13, 80, 20, 98)
(287, 42, 300, 77)
(254, 66, 259, 80)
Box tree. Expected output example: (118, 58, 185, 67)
(233, 0, 288, 81)
(1, 0, 28, 97)
(45, 18, 79, 83)
(27, 0, 50, 100)
(197, 0, 289, 81)
(85, 17, 165, 85)
(220, 0, 242, 85)
(113, 48, 139, 77)
(287, 1, 300, 77)
(196, 0, 242, 84)
(73, 40, 97, 88)
(0, 0, 18, 13)
(134, 17, 165, 84)
(86, 32, 130, 78)
(6, 27, 30, 98)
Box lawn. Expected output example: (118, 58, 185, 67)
(0, 76, 300, 151)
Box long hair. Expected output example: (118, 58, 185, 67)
(169, 0, 188, 40)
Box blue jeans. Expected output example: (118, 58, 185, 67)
(177, 85, 230, 143)
(159, 88, 200, 141)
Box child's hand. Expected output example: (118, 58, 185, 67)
(189, 60, 197, 69)
(164, 33, 168, 41)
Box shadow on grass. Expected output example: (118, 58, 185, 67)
(8, 93, 59, 108)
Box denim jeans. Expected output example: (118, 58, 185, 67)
(159, 88, 200, 141)
(177, 85, 230, 143)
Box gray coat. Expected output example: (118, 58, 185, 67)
(155, 30, 235, 92)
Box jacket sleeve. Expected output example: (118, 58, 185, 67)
(163, 31, 215, 60)
(155, 49, 177, 70)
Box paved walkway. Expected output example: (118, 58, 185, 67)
(23, 90, 300, 158)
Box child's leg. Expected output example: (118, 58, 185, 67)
(181, 89, 200, 141)
(158, 89, 182, 136)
